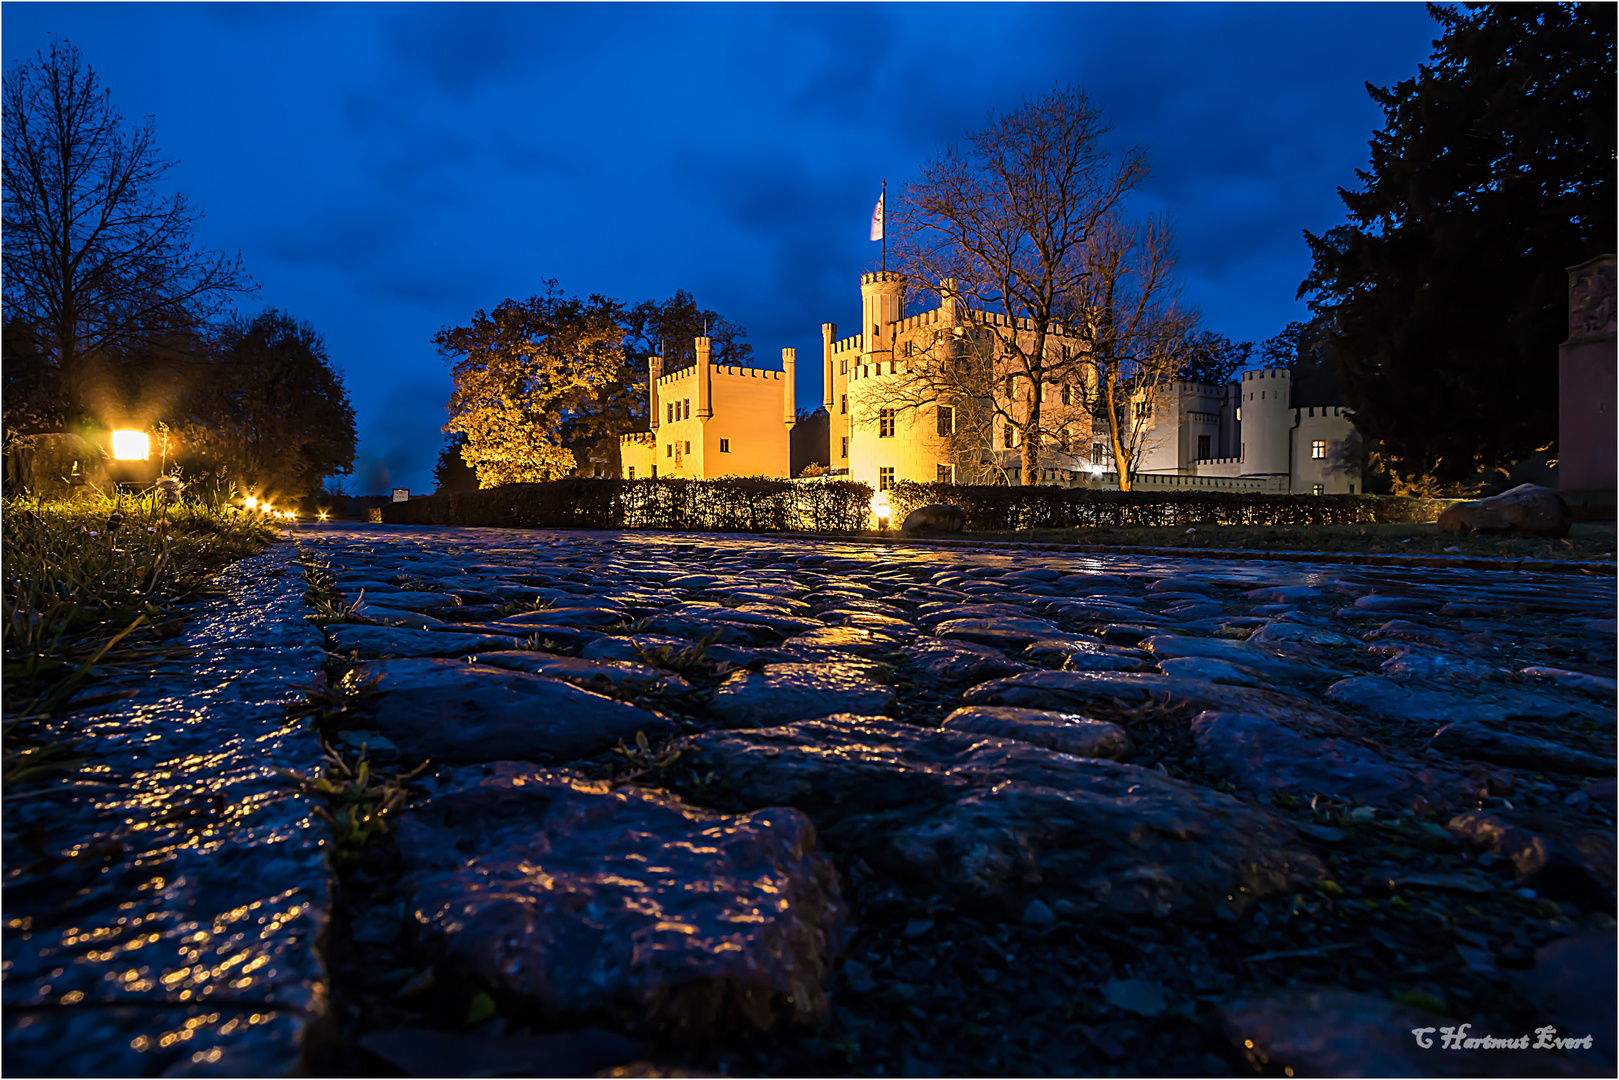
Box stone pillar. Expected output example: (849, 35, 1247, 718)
(695, 337, 713, 420)
(782, 347, 796, 429)
(1559, 254, 1617, 518)
(648, 354, 663, 431)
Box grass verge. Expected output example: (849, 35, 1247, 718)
(2, 490, 278, 784)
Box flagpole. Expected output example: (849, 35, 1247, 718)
(881, 179, 887, 273)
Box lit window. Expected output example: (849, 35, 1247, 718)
(878, 467, 895, 491)
(1311, 439, 1327, 459)
(719, 438, 730, 453)
(1236, 407, 1241, 421)
(936, 406, 954, 436)
(937, 464, 954, 484)
(841, 436, 848, 458)
(879, 409, 896, 438)
(1312, 483, 1324, 496)
(841, 394, 848, 415)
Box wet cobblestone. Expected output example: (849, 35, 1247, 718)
(3, 542, 333, 1077)
(9, 523, 1615, 1076)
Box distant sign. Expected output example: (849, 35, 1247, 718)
(392, 488, 409, 503)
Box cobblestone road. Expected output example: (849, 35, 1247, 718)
(7, 522, 1615, 1077)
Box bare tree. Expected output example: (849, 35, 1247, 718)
(892, 86, 1145, 484)
(1069, 212, 1195, 490)
(3, 40, 251, 425)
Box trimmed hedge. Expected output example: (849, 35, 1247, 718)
(885, 480, 1450, 530)
(380, 477, 873, 532)
(381, 476, 1449, 532)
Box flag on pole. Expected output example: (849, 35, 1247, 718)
(869, 189, 885, 242)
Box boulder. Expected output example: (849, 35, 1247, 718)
(963, 670, 1358, 737)
(1437, 483, 1573, 538)
(933, 616, 1067, 650)
(1216, 989, 1483, 1078)
(683, 716, 1321, 920)
(941, 706, 1132, 759)
(395, 764, 841, 1034)
(899, 639, 1030, 684)
(1192, 712, 1481, 812)
(900, 504, 966, 534)
(468, 651, 690, 697)
(1325, 675, 1605, 726)
(326, 624, 523, 659)
(1447, 811, 1614, 907)
(348, 658, 676, 764)
(708, 662, 894, 728)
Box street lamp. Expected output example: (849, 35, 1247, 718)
(110, 430, 150, 460)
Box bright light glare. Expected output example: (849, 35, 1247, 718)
(243, 496, 259, 509)
(317, 511, 329, 521)
(870, 491, 893, 526)
(111, 430, 150, 460)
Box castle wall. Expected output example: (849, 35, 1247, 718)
(1291, 407, 1360, 494)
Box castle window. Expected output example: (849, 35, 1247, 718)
(684, 399, 691, 419)
(841, 436, 848, 458)
(667, 403, 674, 424)
(1091, 443, 1105, 463)
(627, 466, 635, 479)
(1311, 439, 1327, 460)
(1312, 483, 1324, 496)
(888, 361, 896, 375)
(720, 439, 730, 453)
(904, 341, 914, 358)
(879, 467, 895, 491)
(1197, 434, 1211, 459)
(666, 444, 673, 458)
(685, 441, 692, 454)
(873, 323, 879, 337)
(841, 358, 848, 375)
(879, 409, 896, 438)
(1236, 407, 1241, 421)
(841, 394, 848, 415)
(936, 406, 954, 436)
(1060, 383, 1071, 406)
(937, 464, 954, 484)
(1004, 373, 1014, 397)
(1004, 425, 1015, 448)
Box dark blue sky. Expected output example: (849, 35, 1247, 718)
(5, 3, 1440, 495)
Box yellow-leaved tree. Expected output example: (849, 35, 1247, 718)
(436, 283, 630, 488)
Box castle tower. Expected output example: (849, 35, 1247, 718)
(648, 354, 663, 430)
(695, 336, 713, 420)
(1240, 368, 1292, 478)
(861, 271, 903, 358)
(782, 348, 796, 429)
(821, 323, 837, 412)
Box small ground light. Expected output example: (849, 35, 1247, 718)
(111, 430, 150, 460)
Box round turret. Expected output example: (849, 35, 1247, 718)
(1240, 368, 1291, 476)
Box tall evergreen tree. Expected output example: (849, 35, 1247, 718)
(1299, 3, 1614, 483)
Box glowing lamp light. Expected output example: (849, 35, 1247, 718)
(243, 496, 259, 510)
(870, 491, 893, 530)
(111, 430, 150, 461)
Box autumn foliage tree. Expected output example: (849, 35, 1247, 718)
(437, 284, 633, 487)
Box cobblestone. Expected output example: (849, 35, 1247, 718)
(12, 522, 1613, 1076)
